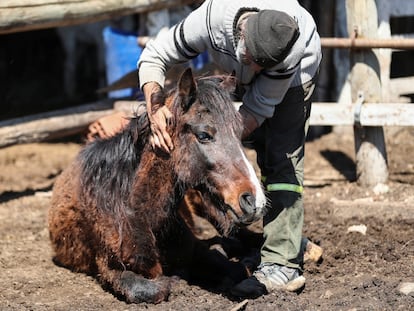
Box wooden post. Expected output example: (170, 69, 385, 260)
(346, 0, 388, 186)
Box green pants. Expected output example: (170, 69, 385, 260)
(248, 78, 316, 270)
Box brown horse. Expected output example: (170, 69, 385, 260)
(48, 68, 266, 304)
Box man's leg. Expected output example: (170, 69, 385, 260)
(231, 78, 316, 298)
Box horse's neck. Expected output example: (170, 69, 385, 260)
(130, 150, 181, 218)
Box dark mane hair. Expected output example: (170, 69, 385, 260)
(78, 113, 150, 216)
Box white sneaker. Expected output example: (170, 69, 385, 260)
(253, 263, 306, 292)
(231, 263, 305, 298)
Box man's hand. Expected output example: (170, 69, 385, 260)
(143, 81, 174, 153)
(148, 105, 174, 153)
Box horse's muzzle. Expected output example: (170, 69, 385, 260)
(238, 192, 261, 224)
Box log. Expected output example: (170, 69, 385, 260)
(0, 100, 115, 148)
(346, 0, 388, 187)
(0, 0, 196, 35)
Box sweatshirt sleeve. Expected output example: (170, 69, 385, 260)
(242, 66, 298, 125)
(138, 3, 210, 89)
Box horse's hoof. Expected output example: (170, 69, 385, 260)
(120, 271, 171, 304)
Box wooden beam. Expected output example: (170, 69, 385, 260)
(0, 0, 196, 35)
(0, 100, 115, 148)
(321, 37, 414, 50)
(1, 82, 403, 147)
(1, 99, 413, 148)
(309, 102, 414, 126)
(115, 100, 414, 127)
(388, 77, 414, 97)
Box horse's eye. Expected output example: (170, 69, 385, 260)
(196, 131, 213, 143)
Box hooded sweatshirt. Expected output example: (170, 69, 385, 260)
(138, 0, 321, 125)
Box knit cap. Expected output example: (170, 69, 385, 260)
(244, 10, 300, 68)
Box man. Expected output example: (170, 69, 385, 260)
(138, 0, 322, 298)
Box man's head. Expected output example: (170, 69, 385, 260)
(241, 10, 300, 69)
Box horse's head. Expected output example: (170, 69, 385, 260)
(168, 68, 266, 233)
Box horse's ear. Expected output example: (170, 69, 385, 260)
(178, 68, 197, 111)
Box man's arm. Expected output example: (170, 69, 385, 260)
(239, 105, 259, 140)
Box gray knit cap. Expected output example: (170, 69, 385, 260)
(244, 10, 300, 69)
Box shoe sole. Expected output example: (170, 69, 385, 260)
(285, 275, 306, 292)
(260, 275, 306, 293)
(304, 241, 323, 263)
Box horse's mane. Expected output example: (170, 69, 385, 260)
(78, 112, 150, 215)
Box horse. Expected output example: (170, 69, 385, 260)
(48, 68, 267, 304)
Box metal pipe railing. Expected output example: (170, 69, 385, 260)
(321, 37, 414, 50)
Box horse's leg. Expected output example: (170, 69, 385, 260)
(101, 219, 172, 303)
(95, 254, 171, 304)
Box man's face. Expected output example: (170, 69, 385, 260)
(235, 37, 264, 73)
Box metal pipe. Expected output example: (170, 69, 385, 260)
(321, 37, 414, 50)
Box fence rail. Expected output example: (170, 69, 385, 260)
(321, 37, 414, 50)
(1, 100, 413, 148)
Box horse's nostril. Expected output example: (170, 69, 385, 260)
(239, 192, 256, 214)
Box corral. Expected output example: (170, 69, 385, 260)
(1, 0, 413, 310)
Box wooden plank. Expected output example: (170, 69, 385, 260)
(0, 0, 195, 34)
(361, 103, 414, 126)
(389, 77, 414, 97)
(114, 100, 414, 127)
(310, 102, 414, 126)
(309, 103, 354, 125)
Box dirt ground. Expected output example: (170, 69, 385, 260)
(1, 126, 413, 311)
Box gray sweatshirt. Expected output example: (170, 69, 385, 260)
(138, 0, 321, 125)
